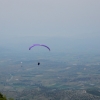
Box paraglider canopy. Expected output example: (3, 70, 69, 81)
(29, 44, 50, 51)
(29, 44, 50, 66)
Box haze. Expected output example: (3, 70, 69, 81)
(0, 0, 100, 53)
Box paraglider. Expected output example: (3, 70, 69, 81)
(29, 44, 50, 51)
(20, 62, 23, 67)
(29, 44, 50, 65)
(38, 62, 40, 66)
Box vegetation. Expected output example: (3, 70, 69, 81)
(0, 93, 14, 100)
(86, 89, 100, 96)
(1, 53, 100, 99)
(0, 93, 6, 100)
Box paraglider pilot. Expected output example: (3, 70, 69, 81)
(38, 62, 40, 65)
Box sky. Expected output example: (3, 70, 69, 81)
(0, 0, 100, 53)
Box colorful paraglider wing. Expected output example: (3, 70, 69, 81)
(40, 44, 50, 51)
(29, 44, 41, 50)
(29, 44, 50, 51)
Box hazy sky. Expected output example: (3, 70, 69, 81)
(0, 0, 100, 53)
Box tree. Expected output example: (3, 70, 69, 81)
(0, 92, 7, 100)
(0, 93, 14, 100)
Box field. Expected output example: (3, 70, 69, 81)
(0, 52, 100, 99)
